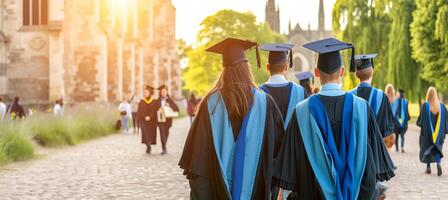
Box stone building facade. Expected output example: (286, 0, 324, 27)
(0, 0, 181, 104)
(265, 0, 333, 73)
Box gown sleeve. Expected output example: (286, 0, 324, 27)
(366, 103, 396, 181)
(178, 101, 213, 179)
(377, 95, 395, 137)
(416, 105, 425, 127)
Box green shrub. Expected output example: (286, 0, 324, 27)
(0, 125, 35, 164)
(30, 105, 116, 147)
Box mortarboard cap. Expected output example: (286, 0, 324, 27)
(260, 43, 294, 68)
(303, 38, 355, 74)
(206, 38, 261, 68)
(354, 54, 377, 71)
(295, 71, 313, 85)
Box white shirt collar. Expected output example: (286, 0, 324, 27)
(264, 74, 289, 85)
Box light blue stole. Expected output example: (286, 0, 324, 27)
(207, 88, 267, 199)
(349, 83, 383, 117)
(295, 84, 368, 200)
(260, 82, 305, 127)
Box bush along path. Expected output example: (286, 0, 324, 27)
(0, 105, 117, 165)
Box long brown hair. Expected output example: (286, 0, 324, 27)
(426, 87, 440, 114)
(201, 62, 257, 119)
(385, 84, 395, 104)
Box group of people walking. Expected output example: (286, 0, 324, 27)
(0, 96, 27, 122)
(178, 36, 448, 200)
(119, 85, 179, 155)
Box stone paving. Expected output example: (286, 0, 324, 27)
(1, 118, 448, 199)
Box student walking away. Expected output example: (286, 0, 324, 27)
(137, 86, 158, 154)
(274, 38, 395, 200)
(118, 99, 132, 134)
(53, 99, 64, 116)
(0, 96, 6, 122)
(383, 84, 397, 149)
(259, 43, 307, 127)
(156, 85, 179, 155)
(295, 71, 314, 96)
(417, 87, 448, 176)
(131, 95, 141, 134)
(187, 94, 200, 124)
(179, 38, 285, 199)
(259, 43, 307, 199)
(7, 96, 26, 120)
(349, 54, 395, 138)
(392, 89, 410, 153)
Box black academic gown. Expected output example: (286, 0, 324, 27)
(394, 98, 411, 135)
(273, 94, 395, 200)
(137, 98, 158, 145)
(355, 87, 395, 137)
(178, 95, 285, 200)
(417, 104, 448, 163)
(261, 84, 308, 121)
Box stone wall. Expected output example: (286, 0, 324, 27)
(0, 0, 182, 103)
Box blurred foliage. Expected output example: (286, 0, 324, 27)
(411, 0, 448, 93)
(332, 0, 447, 102)
(181, 10, 286, 96)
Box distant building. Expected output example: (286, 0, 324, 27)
(0, 0, 181, 104)
(265, 0, 333, 73)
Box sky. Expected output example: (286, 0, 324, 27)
(172, 0, 336, 44)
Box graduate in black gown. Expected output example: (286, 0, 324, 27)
(350, 54, 395, 138)
(295, 71, 314, 96)
(417, 87, 448, 176)
(179, 38, 285, 199)
(392, 89, 411, 152)
(274, 38, 395, 200)
(259, 44, 307, 199)
(259, 43, 307, 126)
(137, 86, 158, 154)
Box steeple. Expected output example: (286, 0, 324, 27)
(265, 0, 280, 32)
(318, 0, 325, 37)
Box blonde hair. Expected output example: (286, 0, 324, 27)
(385, 84, 395, 104)
(426, 87, 440, 114)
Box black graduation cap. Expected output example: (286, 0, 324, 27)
(206, 38, 261, 68)
(260, 43, 294, 68)
(295, 71, 313, 85)
(354, 54, 377, 71)
(157, 85, 167, 90)
(302, 38, 355, 74)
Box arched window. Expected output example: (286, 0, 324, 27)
(23, 0, 48, 26)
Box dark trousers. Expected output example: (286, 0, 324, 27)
(132, 112, 139, 133)
(395, 132, 405, 150)
(158, 123, 170, 151)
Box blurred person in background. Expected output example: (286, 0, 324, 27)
(0, 96, 6, 122)
(53, 99, 64, 116)
(118, 98, 132, 134)
(417, 87, 448, 176)
(7, 96, 26, 120)
(187, 93, 200, 124)
(156, 85, 179, 155)
(131, 95, 141, 134)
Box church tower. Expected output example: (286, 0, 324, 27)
(265, 0, 280, 32)
(318, 0, 325, 38)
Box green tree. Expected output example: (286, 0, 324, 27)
(182, 10, 285, 96)
(387, 0, 425, 101)
(411, 0, 448, 93)
(333, 0, 392, 90)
